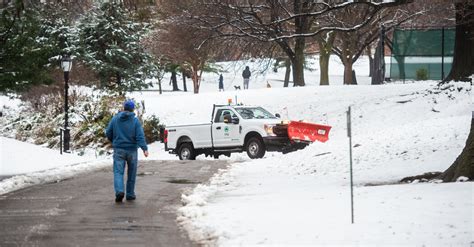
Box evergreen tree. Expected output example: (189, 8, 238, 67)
(77, 2, 156, 94)
(1, 5, 43, 92)
(0, 3, 76, 92)
(38, 4, 78, 58)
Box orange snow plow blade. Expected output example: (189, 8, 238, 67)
(287, 121, 332, 143)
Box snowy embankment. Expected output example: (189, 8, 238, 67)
(170, 82, 473, 246)
(0, 137, 109, 195)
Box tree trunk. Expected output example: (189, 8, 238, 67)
(444, 2, 474, 82)
(317, 32, 335, 86)
(372, 38, 385, 85)
(319, 52, 330, 86)
(192, 75, 199, 94)
(436, 113, 474, 182)
(191, 65, 200, 94)
(340, 35, 356, 85)
(275, 38, 304, 87)
(284, 58, 291, 87)
(182, 71, 187, 92)
(158, 79, 162, 94)
(352, 70, 358, 85)
(343, 59, 354, 85)
(171, 71, 179, 91)
(116, 72, 123, 95)
(292, 0, 307, 87)
(292, 37, 306, 86)
(368, 47, 374, 78)
(116, 72, 121, 86)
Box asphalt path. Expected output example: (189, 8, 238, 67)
(0, 160, 228, 246)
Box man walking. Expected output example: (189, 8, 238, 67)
(242, 66, 251, 89)
(106, 99, 149, 203)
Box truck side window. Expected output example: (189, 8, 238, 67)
(214, 109, 223, 123)
(214, 109, 233, 123)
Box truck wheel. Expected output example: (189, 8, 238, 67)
(246, 137, 265, 159)
(178, 143, 196, 160)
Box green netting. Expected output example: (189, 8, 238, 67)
(390, 28, 455, 80)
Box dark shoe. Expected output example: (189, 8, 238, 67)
(126, 196, 136, 201)
(115, 192, 124, 203)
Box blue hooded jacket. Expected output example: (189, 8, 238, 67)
(106, 111, 148, 151)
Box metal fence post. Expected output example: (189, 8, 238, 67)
(347, 106, 354, 224)
(60, 128, 63, 155)
(441, 27, 445, 80)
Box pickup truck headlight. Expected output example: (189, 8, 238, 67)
(264, 124, 276, 136)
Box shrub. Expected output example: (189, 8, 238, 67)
(143, 115, 164, 144)
(2, 91, 163, 155)
(416, 68, 428, 81)
(72, 94, 125, 151)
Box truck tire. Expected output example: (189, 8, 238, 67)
(246, 137, 265, 159)
(178, 143, 196, 160)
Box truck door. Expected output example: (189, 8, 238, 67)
(212, 109, 241, 147)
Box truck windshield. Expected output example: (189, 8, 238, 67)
(235, 107, 277, 119)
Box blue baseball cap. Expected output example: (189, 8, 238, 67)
(123, 100, 135, 111)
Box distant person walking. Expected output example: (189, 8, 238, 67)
(242, 66, 251, 89)
(218, 74, 224, 92)
(106, 100, 149, 203)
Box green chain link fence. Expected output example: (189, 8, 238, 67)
(390, 28, 455, 81)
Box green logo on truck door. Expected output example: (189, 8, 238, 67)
(224, 126, 229, 136)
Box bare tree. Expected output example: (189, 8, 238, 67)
(148, 22, 216, 93)
(330, 2, 428, 85)
(148, 0, 282, 93)
(436, 1, 474, 182)
(179, 0, 395, 87)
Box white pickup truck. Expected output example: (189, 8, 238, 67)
(160, 104, 331, 160)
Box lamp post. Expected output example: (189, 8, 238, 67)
(61, 55, 72, 153)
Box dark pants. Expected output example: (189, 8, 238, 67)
(243, 78, 249, 89)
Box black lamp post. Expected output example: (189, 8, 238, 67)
(61, 55, 72, 153)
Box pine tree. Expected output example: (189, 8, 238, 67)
(38, 4, 78, 58)
(1, 5, 45, 92)
(0, 3, 76, 92)
(77, 2, 156, 94)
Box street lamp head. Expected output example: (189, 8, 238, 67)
(61, 55, 73, 72)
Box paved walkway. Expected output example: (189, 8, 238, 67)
(0, 160, 228, 246)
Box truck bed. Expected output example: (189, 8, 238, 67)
(166, 123, 213, 149)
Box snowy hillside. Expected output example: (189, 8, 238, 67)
(0, 55, 472, 245)
(150, 81, 471, 246)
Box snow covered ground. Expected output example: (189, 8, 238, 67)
(169, 80, 473, 246)
(138, 56, 471, 245)
(1, 137, 92, 175)
(0, 137, 110, 194)
(0, 55, 472, 245)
